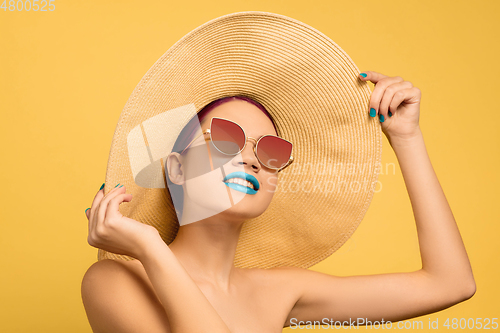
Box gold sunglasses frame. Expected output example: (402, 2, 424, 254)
(179, 117, 294, 172)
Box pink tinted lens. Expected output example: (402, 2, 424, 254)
(210, 118, 246, 154)
(256, 136, 292, 169)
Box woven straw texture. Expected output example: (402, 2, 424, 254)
(98, 11, 382, 269)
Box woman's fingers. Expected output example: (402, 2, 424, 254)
(359, 72, 404, 120)
(358, 71, 422, 141)
(90, 187, 104, 210)
(106, 190, 133, 221)
(358, 71, 389, 84)
(379, 81, 414, 118)
(87, 187, 106, 231)
(370, 76, 404, 118)
(96, 185, 126, 227)
(88, 184, 120, 229)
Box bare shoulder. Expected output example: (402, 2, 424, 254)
(82, 259, 148, 293)
(81, 258, 170, 333)
(83, 258, 137, 276)
(87, 257, 148, 276)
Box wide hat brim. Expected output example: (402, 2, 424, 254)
(98, 11, 382, 269)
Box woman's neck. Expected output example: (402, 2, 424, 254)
(168, 218, 244, 291)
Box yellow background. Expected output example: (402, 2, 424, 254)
(1, 0, 498, 332)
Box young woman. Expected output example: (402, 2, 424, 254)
(81, 71, 475, 333)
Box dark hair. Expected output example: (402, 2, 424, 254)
(166, 95, 276, 217)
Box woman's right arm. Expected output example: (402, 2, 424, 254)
(81, 228, 232, 333)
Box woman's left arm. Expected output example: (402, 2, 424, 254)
(365, 71, 475, 289)
(280, 71, 475, 327)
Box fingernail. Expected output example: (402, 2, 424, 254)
(379, 114, 385, 123)
(119, 184, 124, 188)
(388, 111, 393, 117)
(85, 208, 90, 213)
(114, 183, 121, 188)
(359, 73, 367, 78)
(369, 108, 376, 117)
(99, 183, 105, 190)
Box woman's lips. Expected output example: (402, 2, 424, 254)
(223, 171, 260, 195)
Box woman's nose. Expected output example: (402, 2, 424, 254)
(233, 137, 261, 171)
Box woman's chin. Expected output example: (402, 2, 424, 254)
(222, 196, 270, 220)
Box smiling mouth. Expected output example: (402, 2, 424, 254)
(224, 177, 256, 190)
(222, 172, 260, 195)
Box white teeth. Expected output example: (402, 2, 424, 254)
(225, 178, 255, 190)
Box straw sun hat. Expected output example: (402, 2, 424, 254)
(98, 11, 382, 269)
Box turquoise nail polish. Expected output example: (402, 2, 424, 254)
(379, 114, 385, 122)
(85, 208, 90, 213)
(360, 73, 367, 78)
(388, 111, 393, 117)
(119, 184, 124, 188)
(99, 183, 105, 190)
(370, 108, 376, 117)
(114, 183, 121, 188)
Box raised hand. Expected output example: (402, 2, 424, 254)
(85, 184, 158, 260)
(359, 71, 422, 141)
